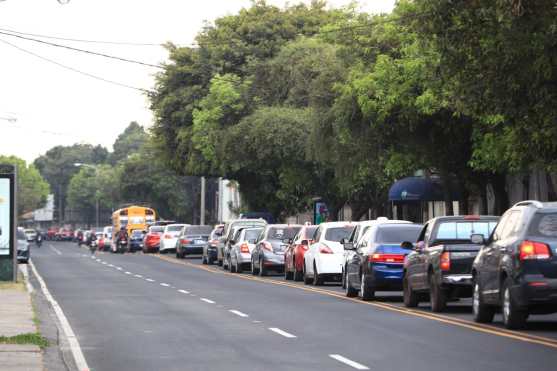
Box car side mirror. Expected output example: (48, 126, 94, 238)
(340, 238, 346, 244)
(400, 241, 414, 250)
(344, 242, 355, 250)
(230, 240, 236, 245)
(470, 234, 485, 245)
(301, 240, 309, 246)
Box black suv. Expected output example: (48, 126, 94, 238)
(403, 215, 499, 312)
(472, 201, 557, 329)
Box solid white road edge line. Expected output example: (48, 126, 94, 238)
(229, 310, 249, 318)
(160, 283, 170, 287)
(329, 355, 369, 370)
(29, 260, 90, 371)
(19, 264, 34, 293)
(178, 289, 189, 294)
(268, 327, 297, 338)
(200, 298, 215, 304)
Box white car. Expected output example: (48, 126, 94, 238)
(341, 218, 411, 288)
(303, 222, 357, 285)
(159, 224, 188, 253)
(228, 227, 264, 273)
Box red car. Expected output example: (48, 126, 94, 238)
(47, 227, 58, 240)
(143, 225, 164, 253)
(284, 224, 318, 281)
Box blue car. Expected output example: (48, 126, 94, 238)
(344, 222, 423, 300)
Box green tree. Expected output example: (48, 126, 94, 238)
(0, 156, 50, 215)
(109, 121, 148, 164)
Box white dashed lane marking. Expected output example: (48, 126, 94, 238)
(229, 310, 249, 318)
(200, 298, 215, 304)
(145, 278, 155, 282)
(178, 289, 189, 294)
(134, 274, 143, 278)
(268, 328, 296, 338)
(329, 355, 369, 370)
(160, 283, 170, 287)
(125, 272, 131, 275)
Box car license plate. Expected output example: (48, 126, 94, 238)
(194, 240, 204, 244)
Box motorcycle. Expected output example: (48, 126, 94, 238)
(35, 236, 42, 248)
(116, 238, 128, 254)
(89, 239, 98, 254)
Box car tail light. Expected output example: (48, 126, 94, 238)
(319, 245, 333, 254)
(519, 241, 550, 260)
(440, 252, 450, 271)
(164, 234, 172, 239)
(262, 241, 273, 252)
(180, 239, 190, 245)
(369, 254, 405, 263)
(240, 243, 250, 253)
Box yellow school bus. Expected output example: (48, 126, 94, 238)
(112, 206, 156, 239)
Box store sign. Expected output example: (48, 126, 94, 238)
(0, 174, 15, 258)
(314, 201, 329, 225)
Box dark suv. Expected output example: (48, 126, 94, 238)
(472, 201, 557, 329)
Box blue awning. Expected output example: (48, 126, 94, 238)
(389, 177, 458, 202)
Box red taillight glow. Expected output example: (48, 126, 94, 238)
(240, 243, 250, 253)
(164, 234, 172, 239)
(319, 245, 333, 254)
(519, 241, 550, 260)
(368, 254, 405, 263)
(440, 252, 451, 271)
(180, 239, 190, 245)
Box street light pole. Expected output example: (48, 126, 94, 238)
(200, 176, 206, 225)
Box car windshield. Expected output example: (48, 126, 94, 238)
(150, 226, 164, 233)
(184, 226, 213, 235)
(167, 225, 184, 232)
(305, 226, 318, 239)
(131, 230, 144, 237)
(324, 226, 354, 242)
(436, 221, 498, 240)
(376, 225, 423, 243)
(17, 229, 26, 240)
(25, 229, 34, 234)
(529, 212, 557, 237)
(268, 227, 300, 241)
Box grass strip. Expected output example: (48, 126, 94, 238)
(0, 333, 48, 349)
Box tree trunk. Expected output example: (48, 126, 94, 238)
(490, 174, 509, 215)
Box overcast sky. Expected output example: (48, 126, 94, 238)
(0, 0, 395, 163)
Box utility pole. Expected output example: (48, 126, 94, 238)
(200, 176, 206, 225)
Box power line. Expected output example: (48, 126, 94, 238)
(0, 26, 169, 47)
(0, 37, 153, 93)
(0, 30, 164, 69)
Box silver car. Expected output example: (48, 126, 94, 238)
(229, 227, 264, 273)
(17, 227, 30, 263)
(219, 219, 267, 268)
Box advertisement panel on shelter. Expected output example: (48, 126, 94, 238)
(0, 178, 12, 256)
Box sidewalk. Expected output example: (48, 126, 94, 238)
(0, 266, 43, 371)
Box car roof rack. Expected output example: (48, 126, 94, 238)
(513, 200, 543, 209)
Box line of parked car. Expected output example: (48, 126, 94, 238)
(146, 200, 557, 330)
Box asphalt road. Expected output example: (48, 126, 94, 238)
(31, 241, 557, 371)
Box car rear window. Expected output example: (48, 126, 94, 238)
(376, 225, 423, 243)
(529, 213, 557, 237)
(150, 226, 164, 233)
(167, 225, 184, 232)
(268, 227, 301, 240)
(131, 230, 144, 237)
(184, 226, 213, 235)
(436, 221, 497, 240)
(244, 229, 263, 241)
(324, 226, 354, 242)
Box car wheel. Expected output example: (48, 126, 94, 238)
(429, 274, 447, 312)
(236, 258, 243, 274)
(294, 267, 303, 282)
(176, 250, 181, 259)
(403, 274, 419, 308)
(259, 258, 267, 277)
(501, 278, 528, 329)
(303, 263, 312, 285)
(201, 255, 207, 264)
(251, 258, 259, 275)
(341, 265, 347, 289)
(207, 255, 213, 265)
(360, 273, 374, 301)
(472, 281, 495, 323)
(312, 262, 323, 286)
(345, 272, 358, 297)
(230, 256, 237, 273)
(284, 264, 293, 280)
(218, 259, 223, 267)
